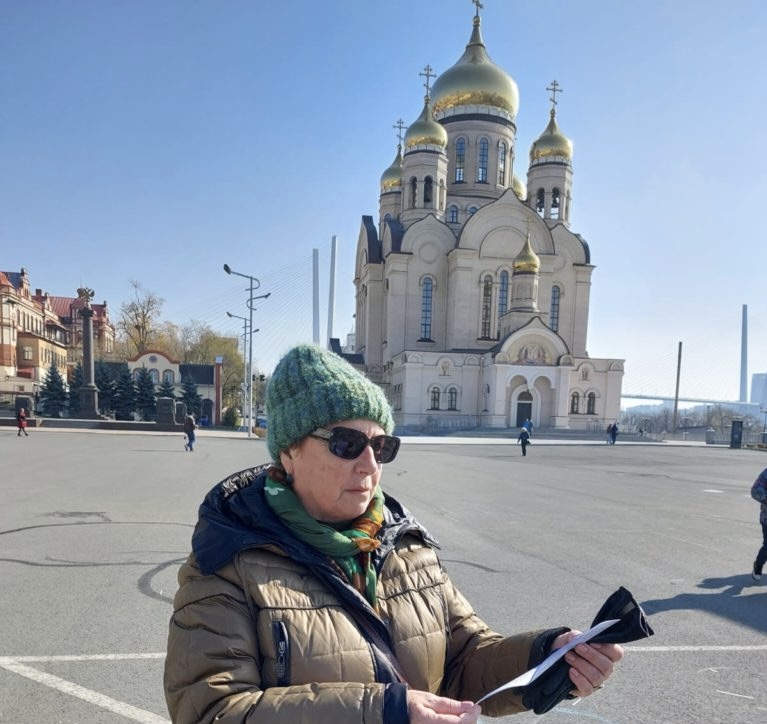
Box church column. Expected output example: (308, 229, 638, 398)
(77, 288, 100, 418)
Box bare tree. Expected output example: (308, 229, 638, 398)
(117, 281, 165, 357)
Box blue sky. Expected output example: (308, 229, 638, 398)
(1, 0, 765, 404)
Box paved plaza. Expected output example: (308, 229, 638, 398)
(1, 427, 765, 723)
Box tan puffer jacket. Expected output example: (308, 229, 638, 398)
(164, 468, 554, 723)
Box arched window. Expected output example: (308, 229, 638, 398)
(424, 176, 433, 206)
(468, 206, 478, 216)
(550, 285, 561, 332)
(429, 386, 441, 410)
(477, 138, 489, 182)
(409, 177, 417, 209)
(439, 179, 446, 210)
(163, 370, 175, 385)
(497, 271, 509, 336)
(498, 142, 507, 185)
(448, 205, 458, 223)
(587, 392, 596, 415)
(536, 188, 545, 215)
(420, 278, 433, 341)
(133, 369, 142, 381)
(454, 138, 465, 182)
(149, 368, 159, 384)
(384, 213, 392, 223)
(447, 387, 458, 410)
(570, 392, 580, 414)
(551, 188, 560, 220)
(480, 275, 493, 338)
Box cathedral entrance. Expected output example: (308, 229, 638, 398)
(515, 391, 533, 428)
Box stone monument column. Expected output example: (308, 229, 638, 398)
(77, 287, 100, 418)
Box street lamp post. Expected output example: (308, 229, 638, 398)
(226, 311, 250, 432)
(224, 264, 270, 438)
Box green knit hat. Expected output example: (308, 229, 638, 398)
(266, 344, 394, 461)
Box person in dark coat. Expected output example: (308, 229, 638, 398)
(517, 427, 531, 456)
(610, 423, 618, 445)
(751, 468, 767, 581)
(16, 407, 29, 437)
(183, 413, 196, 452)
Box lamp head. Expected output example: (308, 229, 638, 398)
(226, 311, 233, 318)
(223, 264, 232, 275)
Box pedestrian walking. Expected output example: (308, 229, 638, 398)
(751, 467, 767, 581)
(183, 412, 196, 452)
(610, 423, 619, 445)
(163, 344, 624, 723)
(605, 423, 613, 443)
(517, 427, 531, 456)
(16, 407, 29, 437)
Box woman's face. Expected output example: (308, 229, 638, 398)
(280, 418, 384, 524)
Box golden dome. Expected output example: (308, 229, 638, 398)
(430, 16, 519, 117)
(530, 109, 573, 163)
(380, 145, 403, 192)
(512, 174, 527, 201)
(404, 97, 448, 150)
(513, 233, 540, 273)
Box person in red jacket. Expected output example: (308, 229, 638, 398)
(16, 407, 29, 437)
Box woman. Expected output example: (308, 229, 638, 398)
(16, 407, 29, 437)
(164, 345, 622, 723)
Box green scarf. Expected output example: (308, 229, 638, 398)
(264, 475, 385, 608)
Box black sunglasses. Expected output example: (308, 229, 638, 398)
(308, 426, 401, 464)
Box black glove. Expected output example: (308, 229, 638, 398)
(520, 586, 654, 715)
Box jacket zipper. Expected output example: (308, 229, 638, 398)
(271, 620, 290, 687)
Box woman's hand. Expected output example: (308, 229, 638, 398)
(407, 690, 481, 723)
(552, 630, 624, 697)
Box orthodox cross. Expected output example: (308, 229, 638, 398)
(393, 118, 406, 145)
(472, 0, 483, 18)
(419, 64, 436, 97)
(546, 80, 563, 110)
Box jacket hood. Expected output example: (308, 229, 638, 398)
(192, 464, 438, 577)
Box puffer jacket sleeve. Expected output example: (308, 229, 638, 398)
(164, 556, 406, 724)
(438, 574, 559, 718)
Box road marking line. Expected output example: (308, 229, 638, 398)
(0, 658, 169, 724)
(715, 690, 754, 699)
(628, 645, 767, 652)
(2, 653, 165, 662)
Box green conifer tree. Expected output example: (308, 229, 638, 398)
(157, 377, 176, 400)
(113, 363, 137, 420)
(180, 374, 202, 418)
(40, 361, 68, 417)
(134, 366, 157, 421)
(68, 362, 84, 416)
(95, 361, 116, 414)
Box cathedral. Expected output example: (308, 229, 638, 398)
(353, 6, 623, 433)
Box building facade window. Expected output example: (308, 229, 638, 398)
(23, 346, 33, 360)
(447, 387, 458, 410)
(454, 138, 465, 182)
(570, 392, 580, 414)
(551, 187, 560, 219)
(409, 177, 417, 208)
(448, 205, 458, 223)
(498, 142, 507, 185)
(424, 176, 433, 206)
(497, 271, 509, 336)
(149, 368, 159, 384)
(420, 277, 433, 341)
(468, 206, 478, 216)
(477, 138, 489, 182)
(163, 370, 175, 385)
(536, 188, 545, 215)
(587, 392, 596, 414)
(550, 285, 560, 332)
(480, 275, 493, 338)
(429, 386, 440, 410)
